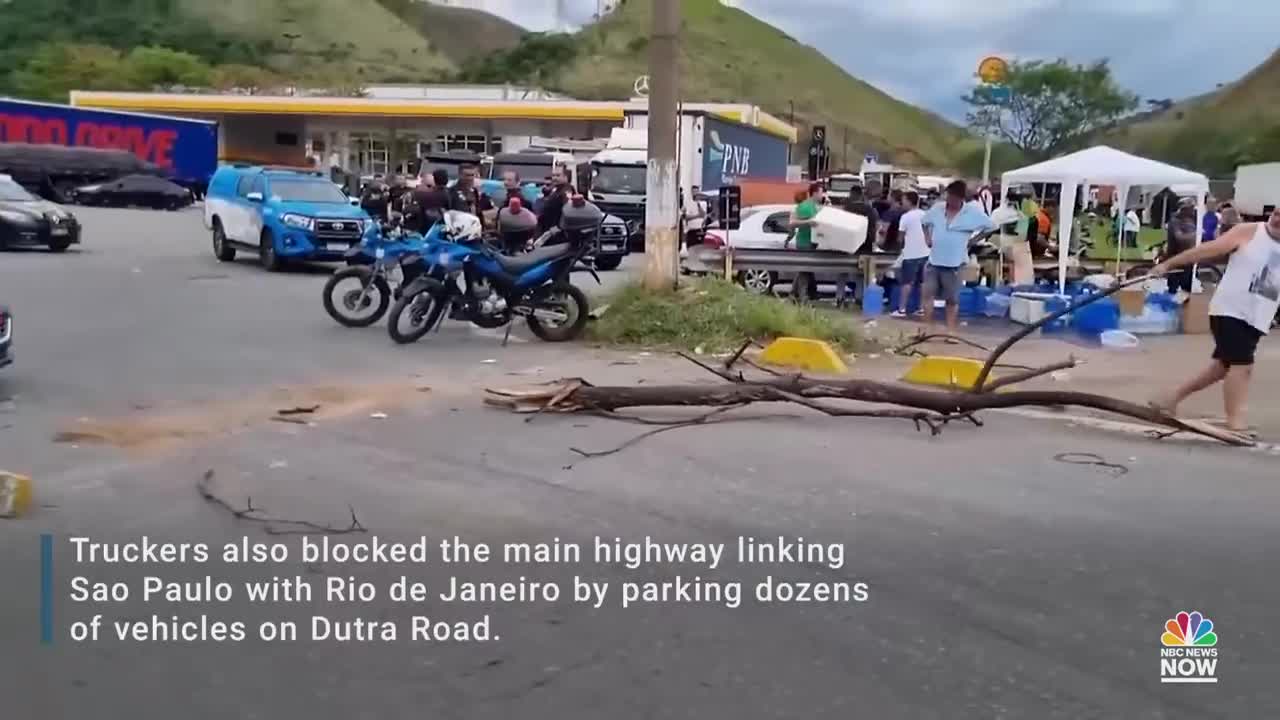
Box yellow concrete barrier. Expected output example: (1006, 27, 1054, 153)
(0, 471, 33, 518)
(758, 337, 849, 374)
(901, 356, 994, 390)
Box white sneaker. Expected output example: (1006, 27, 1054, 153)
(889, 310, 907, 318)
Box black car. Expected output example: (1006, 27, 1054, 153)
(73, 174, 193, 210)
(0, 305, 10, 369)
(0, 174, 81, 252)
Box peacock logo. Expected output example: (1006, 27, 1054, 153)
(1162, 610, 1217, 647)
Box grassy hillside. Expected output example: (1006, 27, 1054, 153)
(1108, 48, 1280, 174)
(173, 0, 456, 82)
(376, 0, 526, 64)
(555, 0, 969, 169)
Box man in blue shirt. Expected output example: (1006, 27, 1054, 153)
(921, 180, 996, 333)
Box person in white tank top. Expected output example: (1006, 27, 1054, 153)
(1150, 208, 1280, 435)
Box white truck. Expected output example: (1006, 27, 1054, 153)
(1234, 162, 1280, 220)
(584, 113, 791, 249)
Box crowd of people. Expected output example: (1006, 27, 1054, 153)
(354, 163, 579, 255)
(783, 177, 996, 332)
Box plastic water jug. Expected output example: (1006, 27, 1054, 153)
(862, 283, 885, 317)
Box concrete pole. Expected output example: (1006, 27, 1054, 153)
(642, 0, 681, 291)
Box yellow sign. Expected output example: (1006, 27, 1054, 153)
(978, 56, 1009, 84)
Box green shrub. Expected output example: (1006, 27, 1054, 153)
(588, 278, 865, 353)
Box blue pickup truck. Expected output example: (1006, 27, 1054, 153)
(205, 165, 371, 271)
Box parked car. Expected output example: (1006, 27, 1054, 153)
(72, 174, 193, 210)
(0, 173, 81, 252)
(204, 165, 371, 271)
(0, 305, 10, 369)
(690, 204, 849, 294)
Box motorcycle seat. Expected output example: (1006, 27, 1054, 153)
(493, 243, 573, 274)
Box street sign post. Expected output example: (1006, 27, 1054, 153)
(976, 56, 1010, 187)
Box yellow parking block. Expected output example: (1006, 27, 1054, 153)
(758, 337, 849, 374)
(0, 471, 33, 518)
(901, 356, 994, 390)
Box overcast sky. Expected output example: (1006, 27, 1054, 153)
(496, 0, 1280, 121)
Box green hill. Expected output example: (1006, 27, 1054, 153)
(555, 0, 969, 169)
(1, 0, 971, 168)
(1108, 48, 1280, 173)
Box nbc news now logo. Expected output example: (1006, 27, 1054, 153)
(1160, 610, 1218, 684)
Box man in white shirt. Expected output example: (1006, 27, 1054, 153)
(891, 190, 930, 318)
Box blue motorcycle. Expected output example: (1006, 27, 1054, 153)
(386, 206, 602, 345)
(321, 216, 444, 327)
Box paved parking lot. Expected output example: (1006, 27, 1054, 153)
(1, 206, 1277, 719)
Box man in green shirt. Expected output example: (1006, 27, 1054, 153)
(785, 183, 825, 300)
(789, 182, 824, 250)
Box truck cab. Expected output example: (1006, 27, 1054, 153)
(825, 172, 863, 204)
(586, 129, 649, 245)
(205, 165, 370, 272)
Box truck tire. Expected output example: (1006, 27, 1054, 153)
(260, 229, 283, 272)
(212, 220, 235, 261)
(594, 255, 623, 271)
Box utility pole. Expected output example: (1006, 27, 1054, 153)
(642, 0, 681, 291)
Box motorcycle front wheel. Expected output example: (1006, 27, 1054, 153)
(323, 266, 391, 327)
(526, 282, 589, 342)
(387, 292, 447, 345)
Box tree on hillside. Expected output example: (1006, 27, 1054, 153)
(963, 59, 1138, 159)
(123, 47, 212, 89)
(8, 44, 130, 101)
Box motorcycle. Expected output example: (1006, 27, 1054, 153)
(387, 202, 603, 345)
(321, 214, 443, 327)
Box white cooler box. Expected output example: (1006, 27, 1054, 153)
(812, 207, 869, 255)
(1010, 292, 1058, 325)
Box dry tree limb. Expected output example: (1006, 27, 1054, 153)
(981, 358, 1079, 392)
(763, 387, 958, 435)
(485, 376, 1251, 447)
(723, 338, 755, 371)
(567, 404, 749, 460)
(974, 275, 1152, 391)
(196, 469, 367, 535)
(893, 333, 991, 354)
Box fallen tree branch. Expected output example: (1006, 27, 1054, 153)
(567, 404, 749, 461)
(196, 469, 368, 535)
(486, 376, 1251, 447)
(893, 333, 991, 354)
(982, 358, 1079, 392)
(974, 275, 1152, 391)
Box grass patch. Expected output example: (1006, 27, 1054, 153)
(588, 277, 866, 354)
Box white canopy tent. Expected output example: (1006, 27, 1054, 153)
(1000, 146, 1210, 293)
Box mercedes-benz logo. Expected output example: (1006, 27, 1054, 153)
(633, 75, 650, 97)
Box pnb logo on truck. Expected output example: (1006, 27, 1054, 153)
(1160, 610, 1219, 684)
(707, 130, 750, 178)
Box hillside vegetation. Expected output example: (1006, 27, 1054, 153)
(1108, 48, 1280, 174)
(0, 0, 523, 98)
(554, 0, 970, 169)
(0, 0, 976, 168)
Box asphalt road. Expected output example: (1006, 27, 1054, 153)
(1, 206, 1277, 719)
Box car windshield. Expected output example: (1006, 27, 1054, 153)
(419, 161, 467, 181)
(0, 178, 36, 201)
(591, 165, 646, 195)
(828, 178, 860, 193)
(270, 179, 349, 203)
(492, 161, 552, 182)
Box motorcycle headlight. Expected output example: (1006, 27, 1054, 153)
(281, 213, 314, 231)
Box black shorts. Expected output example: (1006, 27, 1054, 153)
(1210, 315, 1264, 366)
